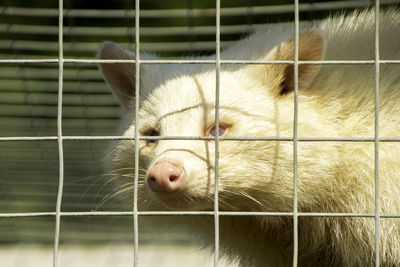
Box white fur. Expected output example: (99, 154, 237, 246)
(99, 9, 400, 267)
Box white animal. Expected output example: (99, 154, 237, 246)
(98, 9, 400, 267)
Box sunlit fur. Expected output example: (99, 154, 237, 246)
(99, 9, 400, 267)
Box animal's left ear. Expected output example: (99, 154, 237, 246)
(261, 30, 325, 96)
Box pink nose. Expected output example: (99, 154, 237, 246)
(146, 160, 186, 193)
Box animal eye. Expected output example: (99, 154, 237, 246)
(206, 124, 229, 137)
(143, 129, 159, 144)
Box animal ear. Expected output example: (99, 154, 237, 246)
(98, 41, 153, 109)
(264, 30, 325, 96)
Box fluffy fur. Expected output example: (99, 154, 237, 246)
(98, 9, 400, 267)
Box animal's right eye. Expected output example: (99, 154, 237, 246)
(143, 129, 159, 144)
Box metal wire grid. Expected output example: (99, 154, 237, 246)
(1, 0, 400, 267)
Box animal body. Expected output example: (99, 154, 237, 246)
(98, 9, 400, 267)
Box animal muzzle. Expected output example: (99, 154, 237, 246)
(146, 159, 186, 193)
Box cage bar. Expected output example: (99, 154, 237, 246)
(133, 0, 141, 266)
(374, 1, 381, 266)
(292, 0, 299, 265)
(52, 0, 64, 266)
(213, 0, 221, 266)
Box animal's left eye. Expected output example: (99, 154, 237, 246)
(206, 124, 229, 137)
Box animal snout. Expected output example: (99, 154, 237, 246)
(146, 160, 186, 193)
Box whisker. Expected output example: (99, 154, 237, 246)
(96, 182, 139, 210)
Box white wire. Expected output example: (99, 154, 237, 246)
(292, 0, 299, 265)
(2, 211, 400, 218)
(133, 0, 141, 266)
(1, 59, 400, 65)
(213, 0, 221, 266)
(374, 1, 381, 266)
(53, 0, 64, 266)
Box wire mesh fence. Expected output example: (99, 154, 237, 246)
(1, 0, 400, 266)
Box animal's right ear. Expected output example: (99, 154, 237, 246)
(98, 42, 150, 109)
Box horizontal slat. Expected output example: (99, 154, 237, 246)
(0, 24, 262, 37)
(0, 130, 115, 137)
(0, 67, 101, 80)
(0, 219, 133, 232)
(4, 188, 107, 200)
(0, 161, 106, 174)
(0, 0, 397, 18)
(0, 104, 120, 118)
(0, 201, 104, 212)
(0, 140, 109, 151)
(0, 147, 107, 160)
(0, 80, 110, 94)
(0, 173, 103, 186)
(0, 161, 57, 172)
(0, 40, 236, 53)
(0, 124, 116, 136)
(0, 92, 116, 106)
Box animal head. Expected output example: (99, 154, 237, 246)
(98, 31, 333, 212)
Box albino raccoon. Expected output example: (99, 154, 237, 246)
(98, 9, 400, 267)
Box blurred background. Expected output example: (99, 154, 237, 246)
(1, 0, 399, 266)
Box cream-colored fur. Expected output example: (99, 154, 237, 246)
(98, 9, 400, 267)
